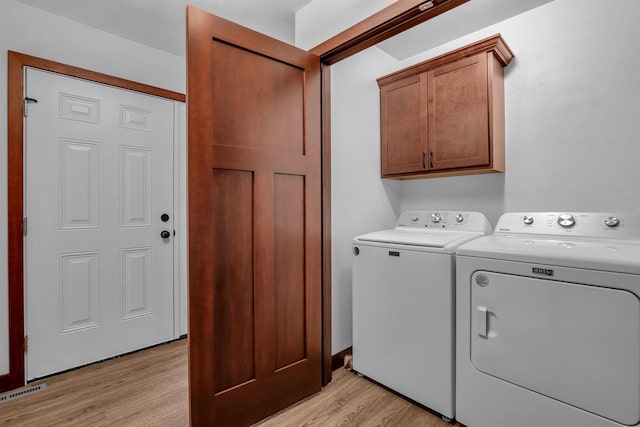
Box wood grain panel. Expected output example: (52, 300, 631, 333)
(488, 53, 506, 172)
(210, 146, 313, 175)
(186, 8, 217, 425)
(9, 52, 184, 102)
(274, 174, 306, 370)
(4, 51, 27, 392)
(321, 63, 332, 386)
(188, 8, 322, 426)
(428, 53, 489, 170)
(212, 169, 256, 394)
(381, 74, 426, 175)
(211, 40, 304, 155)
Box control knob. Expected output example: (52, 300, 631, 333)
(431, 213, 442, 223)
(604, 216, 620, 227)
(410, 214, 419, 222)
(455, 214, 464, 223)
(557, 213, 576, 228)
(523, 215, 534, 225)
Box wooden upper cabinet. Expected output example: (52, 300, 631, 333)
(377, 34, 513, 179)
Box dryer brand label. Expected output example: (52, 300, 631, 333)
(388, 251, 400, 257)
(532, 267, 554, 276)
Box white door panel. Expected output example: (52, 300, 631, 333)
(25, 68, 175, 380)
(471, 271, 640, 425)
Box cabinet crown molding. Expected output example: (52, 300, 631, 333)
(377, 34, 513, 87)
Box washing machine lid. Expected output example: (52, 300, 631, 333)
(355, 229, 484, 250)
(458, 234, 640, 274)
(354, 211, 491, 253)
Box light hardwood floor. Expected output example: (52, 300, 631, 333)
(257, 368, 461, 427)
(0, 339, 461, 426)
(0, 340, 189, 426)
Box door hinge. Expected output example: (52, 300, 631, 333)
(23, 217, 28, 236)
(24, 335, 29, 353)
(24, 97, 38, 117)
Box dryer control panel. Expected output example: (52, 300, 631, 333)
(495, 212, 640, 239)
(397, 211, 492, 233)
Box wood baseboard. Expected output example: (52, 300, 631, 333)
(331, 347, 352, 372)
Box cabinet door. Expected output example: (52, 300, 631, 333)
(428, 53, 489, 170)
(380, 74, 427, 175)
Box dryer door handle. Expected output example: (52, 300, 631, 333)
(477, 306, 488, 338)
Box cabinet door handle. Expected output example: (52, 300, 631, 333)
(429, 151, 434, 169)
(422, 151, 426, 169)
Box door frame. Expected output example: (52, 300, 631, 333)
(4, 51, 185, 391)
(5, 0, 468, 392)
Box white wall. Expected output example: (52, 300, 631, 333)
(311, 0, 640, 353)
(399, 0, 640, 225)
(0, 0, 185, 375)
(330, 47, 402, 353)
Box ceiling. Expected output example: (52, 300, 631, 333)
(13, 0, 314, 57)
(14, 0, 553, 60)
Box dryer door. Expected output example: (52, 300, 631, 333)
(470, 271, 640, 425)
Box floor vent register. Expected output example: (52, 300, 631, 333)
(0, 384, 46, 404)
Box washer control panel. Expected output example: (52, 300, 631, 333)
(495, 212, 640, 239)
(397, 211, 491, 233)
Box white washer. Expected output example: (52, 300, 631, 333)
(352, 211, 491, 419)
(456, 212, 640, 427)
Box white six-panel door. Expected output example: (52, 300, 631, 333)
(25, 68, 175, 380)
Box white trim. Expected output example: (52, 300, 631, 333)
(173, 101, 188, 337)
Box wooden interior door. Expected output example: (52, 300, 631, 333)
(187, 7, 322, 426)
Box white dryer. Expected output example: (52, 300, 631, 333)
(456, 212, 640, 427)
(352, 211, 491, 420)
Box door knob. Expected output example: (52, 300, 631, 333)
(160, 230, 171, 239)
